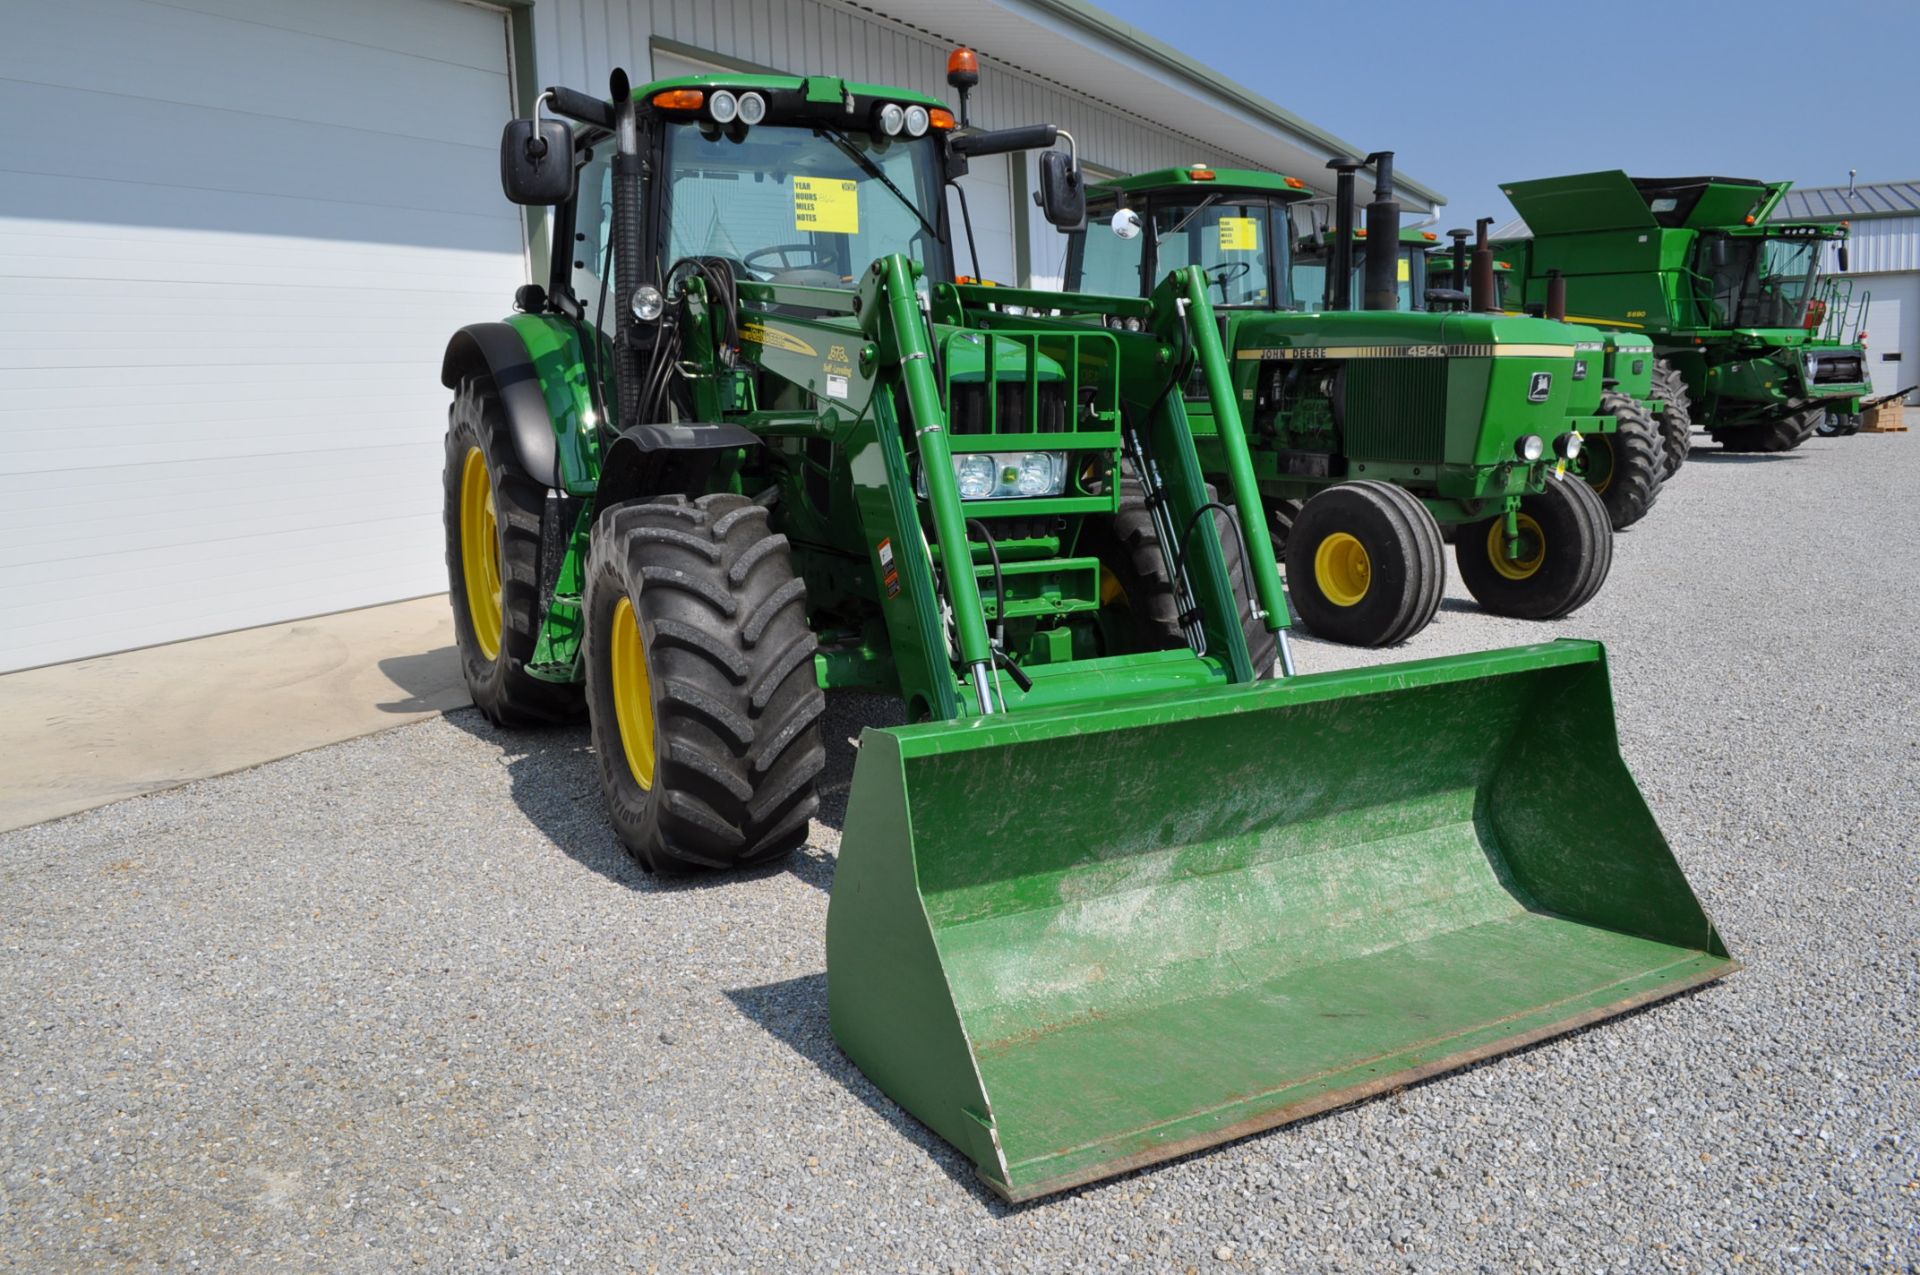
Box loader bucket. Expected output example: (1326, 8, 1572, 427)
(825, 640, 1733, 1202)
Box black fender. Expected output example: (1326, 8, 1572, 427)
(442, 322, 560, 489)
(596, 422, 763, 510)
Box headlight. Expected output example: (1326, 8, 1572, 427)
(709, 90, 739, 124)
(904, 104, 930, 137)
(1515, 434, 1545, 462)
(737, 92, 766, 126)
(877, 103, 905, 136)
(955, 454, 997, 500)
(1555, 431, 1583, 460)
(631, 284, 665, 322)
(922, 451, 1070, 500)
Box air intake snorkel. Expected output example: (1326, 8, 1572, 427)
(1471, 216, 1498, 314)
(1361, 151, 1400, 311)
(1325, 156, 1362, 311)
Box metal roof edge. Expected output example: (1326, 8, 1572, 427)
(1016, 0, 1447, 208)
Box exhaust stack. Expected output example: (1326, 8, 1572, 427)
(1325, 156, 1363, 311)
(1546, 269, 1567, 322)
(1362, 151, 1401, 311)
(1471, 216, 1498, 313)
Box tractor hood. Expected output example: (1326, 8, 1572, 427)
(1228, 309, 1585, 356)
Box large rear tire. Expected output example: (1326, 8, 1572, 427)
(1455, 476, 1611, 621)
(1710, 409, 1817, 453)
(1650, 358, 1693, 478)
(582, 494, 825, 873)
(1284, 481, 1444, 647)
(443, 373, 582, 727)
(1579, 391, 1663, 531)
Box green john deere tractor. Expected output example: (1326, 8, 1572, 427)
(442, 65, 1733, 1201)
(1065, 156, 1658, 646)
(1496, 171, 1872, 462)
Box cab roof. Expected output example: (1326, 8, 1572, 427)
(1091, 166, 1310, 197)
(636, 73, 948, 113)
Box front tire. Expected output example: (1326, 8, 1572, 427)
(583, 495, 826, 873)
(1456, 476, 1611, 621)
(443, 373, 582, 726)
(1284, 481, 1444, 647)
(1578, 391, 1663, 531)
(1650, 359, 1693, 478)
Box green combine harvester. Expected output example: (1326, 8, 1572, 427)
(1064, 158, 1659, 645)
(1496, 171, 1872, 459)
(442, 60, 1734, 1201)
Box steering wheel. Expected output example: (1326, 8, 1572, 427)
(745, 243, 835, 275)
(1205, 260, 1252, 300)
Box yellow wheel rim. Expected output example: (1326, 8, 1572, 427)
(459, 447, 504, 661)
(1488, 513, 1547, 581)
(608, 596, 657, 790)
(1313, 532, 1372, 607)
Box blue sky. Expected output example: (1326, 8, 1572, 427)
(1090, 0, 1920, 226)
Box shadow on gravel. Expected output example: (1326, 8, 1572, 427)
(723, 972, 1015, 1210)
(442, 693, 906, 897)
(1688, 450, 1809, 464)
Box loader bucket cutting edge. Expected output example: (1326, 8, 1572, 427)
(824, 639, 1734, 1201)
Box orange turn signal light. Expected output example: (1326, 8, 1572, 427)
(1189, 166, 1216, 181)
(928, 107, 956, 130)
(1284, 176, 1307, 190)
(1744, 214, 1756, 224)
(1355, 227, 1367, 237)
(1422, 231, 1438, 240)
(652, 89, 705, 110)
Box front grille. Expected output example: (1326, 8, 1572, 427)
(1341, 359, 1448, 461)
(948, 380, 1071, 436)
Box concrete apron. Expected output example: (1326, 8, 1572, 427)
(0, 596, 468, 832)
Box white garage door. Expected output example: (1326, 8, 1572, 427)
(0, 0, 525, 672)
(1860, 275, 1917, 406)
(948, 155, 1017, 286)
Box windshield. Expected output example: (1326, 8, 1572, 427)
(659, 121, 948, 287)
(1292, 241, 1424, 310)
(1704, 235, 1822, 327)
(1068, 195, 1287, 306)
(1152, 201, 1279, 307)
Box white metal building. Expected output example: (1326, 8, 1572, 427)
(1775, 180, 1920, 409)
(0, 0, 1442, 672)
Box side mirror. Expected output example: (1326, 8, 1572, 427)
(1110, 208, 1143, 240)
(1710, 235, 1730, 269)
(1837, 244, 1850, 273)
(1038, 150, 1085, 230)
(500, 117, 575, 206)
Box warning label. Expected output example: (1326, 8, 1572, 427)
(1218, 216, 1259, 252)
(877, 538, 900, 597)
(794, 178, 859, 234)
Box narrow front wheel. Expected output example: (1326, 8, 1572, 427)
(1284, 481, 1444, 647)
(1455, 476, 1611, 621)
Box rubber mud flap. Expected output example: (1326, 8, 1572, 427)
(825, 639, 1734, 1201)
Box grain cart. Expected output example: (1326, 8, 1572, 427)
(1496, 171, 1872, 462)
(443, 66, 1734, 1201)
(1065, 158, 1644, 645)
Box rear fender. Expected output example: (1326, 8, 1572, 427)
(442, 317, 606, 493)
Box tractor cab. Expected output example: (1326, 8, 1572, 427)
(1069, 165, 1309, 310)
(1291, 225, 1442, 311)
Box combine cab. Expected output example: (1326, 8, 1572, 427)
(443, 61, 1735, 1201)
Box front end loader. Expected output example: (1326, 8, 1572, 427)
(441, 63, 1734, 1201)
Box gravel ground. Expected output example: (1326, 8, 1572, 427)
(4, 435, 1917, 1273)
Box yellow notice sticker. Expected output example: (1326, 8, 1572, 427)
(1397, 256, 1411, 282)
(794, 178, 859, 234)
(1218, 216, 1259, 252)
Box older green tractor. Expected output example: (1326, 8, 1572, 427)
(440, 66, 1733, 1202)
(1065, 156, 1659, 646)
(1496, 171, 1871, 461)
